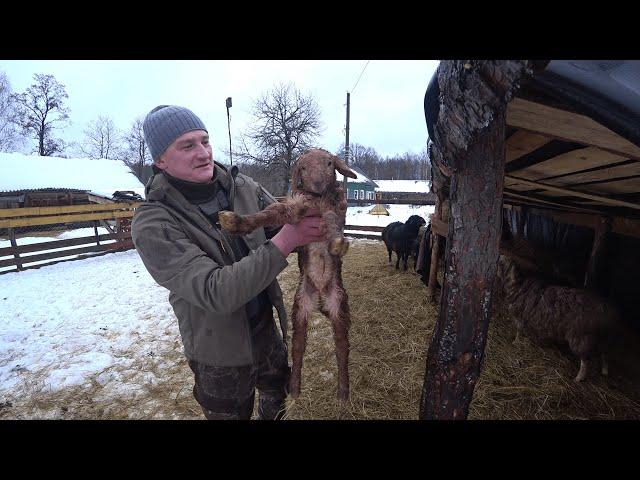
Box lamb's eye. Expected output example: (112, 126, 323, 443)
(328, 161, 332, 166)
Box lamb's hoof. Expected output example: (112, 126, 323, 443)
(329, 237, 349, 256)
(337, 388, 349, 403)
(574, 375, 585, 383)
(218, 211, 241, 232)
(288, 380, 300, 399)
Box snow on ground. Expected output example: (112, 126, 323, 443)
(0, 204, 431, 408)
(0, 248, 176, 401)
(344, 203, 434, 236)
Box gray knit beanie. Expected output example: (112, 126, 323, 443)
(143, 105, 208, 161)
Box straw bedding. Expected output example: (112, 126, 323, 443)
(2, 239, 640, 419)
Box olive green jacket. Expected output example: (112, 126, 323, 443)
(131, 162, 289, 366)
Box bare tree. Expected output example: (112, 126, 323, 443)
(79, 115, 120, 159)
(118, 117, 153, 184)
(237, 83, 323, 195)
(0, 71, 24, 152)
(11, 73, 70, 156)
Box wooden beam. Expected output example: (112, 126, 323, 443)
(505, 204, 640, 240)
(0, 233, 129, 257)
(505, 174, 640, 211)
(100, 220, 116, 234)
(584, 216, 610, 289)
(427, 200, 443, 301)
(441, 203, 640, 241)
(507, 98, 640, 160)
(506, 130, 553, 163)
(429, 215, 449, 237)
(509, 147, 630, 181)
(8, 228, 22, 271)
(503, 190, 605, 214)
(0, 241, 133, 269)
(0, 210, 136, 229)
(344, 225, 385, 233)
(0, 202, 141, 219)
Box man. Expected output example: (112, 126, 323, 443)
(131, 105, 325, 420)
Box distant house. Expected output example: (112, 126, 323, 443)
(336, 165, 378, 201)
(0, 152, 145, 209)
(374, 179, 436, 203)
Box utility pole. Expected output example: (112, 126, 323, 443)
(343, 91, 350, 196)
(226, 97, 233, 166)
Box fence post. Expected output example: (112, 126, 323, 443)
(8, 227, 23, 271)
(94, 220, 101, 246)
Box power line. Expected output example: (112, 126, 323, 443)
(350, 60, 370, 93)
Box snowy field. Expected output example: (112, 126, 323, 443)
(345, 203, 434, 235)
(0, 205, 432, 416)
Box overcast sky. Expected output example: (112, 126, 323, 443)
(0, 60, 439, 160)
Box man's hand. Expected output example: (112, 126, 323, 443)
(271, 209, 325, 257)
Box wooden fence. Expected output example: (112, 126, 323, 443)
(0, 198, 434, 273)
(0, 202, 141, 274)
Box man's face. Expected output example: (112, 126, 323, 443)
(155, 130, 214, 183)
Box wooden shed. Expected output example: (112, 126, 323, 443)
(419, 60, 640, 419)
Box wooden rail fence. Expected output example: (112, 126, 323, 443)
(0, 202, 141, 273)
(1, 198, 435, 273)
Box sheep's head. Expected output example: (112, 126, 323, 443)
(292, 148, 357, 196)
(406, 215, 426, 229)
(497, 254, 521, 288)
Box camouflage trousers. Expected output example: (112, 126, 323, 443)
(188, 309, 290, 420)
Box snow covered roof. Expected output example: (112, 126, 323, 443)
(0, 152, 145, 199)
(335, 165, 377, 186)
(374, 179, 430, 193)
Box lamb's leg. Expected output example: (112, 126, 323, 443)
(601, 353, 609, 377)
(575, 358, 588, 382)
(219, 194, 307, 235)
(322, 284, 351, 402)
(289, 281, 316, 399)
(387, 248, 392, 264)
(323, 211, 349, 257)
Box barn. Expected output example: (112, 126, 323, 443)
(0, 152, 145, 209)
(420, 60, 640, 419)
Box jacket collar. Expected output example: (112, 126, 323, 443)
(144, 162, 239, 243)
(145, 161, 238, 204)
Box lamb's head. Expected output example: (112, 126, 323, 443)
(292, 148, 357, 196)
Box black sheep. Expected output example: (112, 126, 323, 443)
(385, 215, 426, 271)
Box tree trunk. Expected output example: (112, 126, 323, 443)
(420, 109, 506, 419)
(419, 60, 541, 420)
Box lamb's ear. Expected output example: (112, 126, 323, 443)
(334, 155, 357, 179)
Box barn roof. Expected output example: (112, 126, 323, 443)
(0, 152, 145, 199)
(425, 60, 640, 227)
